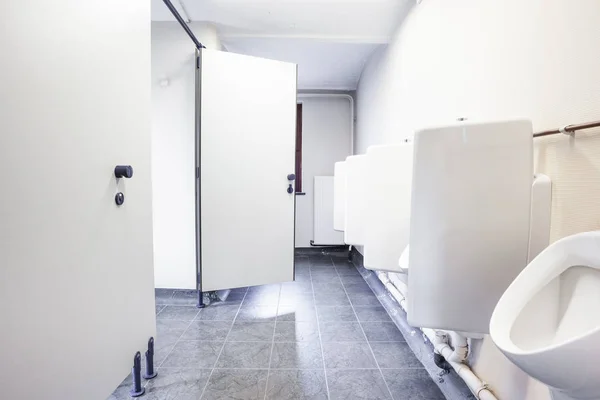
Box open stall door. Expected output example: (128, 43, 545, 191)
(0, 1, 155, 399)
(198, 49, 297, 291)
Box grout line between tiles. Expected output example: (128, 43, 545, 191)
(310, 257, 332, 400)
(262, 284, 282, 400)
(338, 260, 396, 400)
(198, 289, 248, 399)
(156, 309, 202, 370)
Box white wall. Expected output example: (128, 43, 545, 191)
(152, 22, 220, 289)
(295, 95, 353, 247)
(355, 0, 600, 399)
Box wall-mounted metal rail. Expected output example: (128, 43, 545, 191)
(533, 120, 600, 138)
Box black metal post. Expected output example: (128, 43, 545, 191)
(162, 0, 205, 50)
(143, 338, 158, 380)
(197, 289, 205, 308)
(129, 352, 145, 397)
(194, 47, 205, 310)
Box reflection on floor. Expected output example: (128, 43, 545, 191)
(108, 253, 447, 399)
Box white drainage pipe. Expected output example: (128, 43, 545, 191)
(377, 272, 498, 400)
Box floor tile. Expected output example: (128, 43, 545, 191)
(126, 250, 447, 400)
(323, 342, 377, 369)
(319, 322, 365, 342)
(312, 282, 345, 293)
(310, 272, 340, 281)
(334, 264, 360, 276)
(227, 321, 275, 342)
(236, 305, 278, 321)
(243, 291, 281, 305)
(339, 275, 366, 284)
(361, 322, 406, 342)
(248, 283, 281, 293)
(154, 319, 190, 364)
(154, 343, 176, 366)
(216, 341, 272, 368)
(314, 291, 350, 306)
(155, 289, 175, 305)
(229, 287, 249, 295)
(295, 263, 311, 271)
(270, 342, 323, 369)
(308, 256, 333, 266)
(274, 321, 320, 342)
(311, 274, 342, 285)
(342, 281, 372, 293)
(310, 264, 338, 272)
(316, 306, 357, 322)
(161, 341, 223, 368)
(107, 374, 134, 400)
(202, 369, 268, 400)
(281, 280, 313, 293)
(266, 369, 328, 400)
(315, 286, 347, 296)
(327, 369, 391, 400)
(370, 342, 424, 369)
(279, 291, 315, 306)
(157, 305, 200, 321)
(277, 304, 318, 322)
(294, 274, 312, 283)
(382, 369, 446, 400)
(156, 319, 191, 342)
(348, 292, 382, 306)
(170, 290, 200, 305)
(196, 304, 241, 321)
(354, 305, 392, 322)
(143, 367, 212, 399)
(181, 320, 232, 341)
(215, 291, 246, 303)
(331, 255, 349, 261)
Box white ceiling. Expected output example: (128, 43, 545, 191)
(222, 38, 381, 90)
(151, 0, 410, 90)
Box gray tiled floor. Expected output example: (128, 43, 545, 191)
(109, 253, 446, 400)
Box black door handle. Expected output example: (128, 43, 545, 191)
(115, 165, 134, 179)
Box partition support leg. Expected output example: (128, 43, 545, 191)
(197, 290, 205, 309)
(129, 352, 145, 397)
(143, 337, 158, 380)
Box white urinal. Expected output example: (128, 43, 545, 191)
(490, 231, 600, 400)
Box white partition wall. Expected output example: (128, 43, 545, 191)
(528, 174, 552, 262)
(0, 1, 155, 398)
(364, 144, 414, 272)
(333, 161, 347, 232)
(407, 120, 533, 334)
(313, 176, 345, 245)
(199, 49, 298, 291)
(344, 155, 368, 245)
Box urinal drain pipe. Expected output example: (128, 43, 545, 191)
(377, 272, 499, 400)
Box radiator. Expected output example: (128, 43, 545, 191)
(313, 176, 345, 245)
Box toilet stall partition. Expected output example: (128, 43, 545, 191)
(363, 143, 414, 273)
(407, 120, 534, 334)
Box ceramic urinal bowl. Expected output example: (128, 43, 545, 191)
(490, 231, 600, 400)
